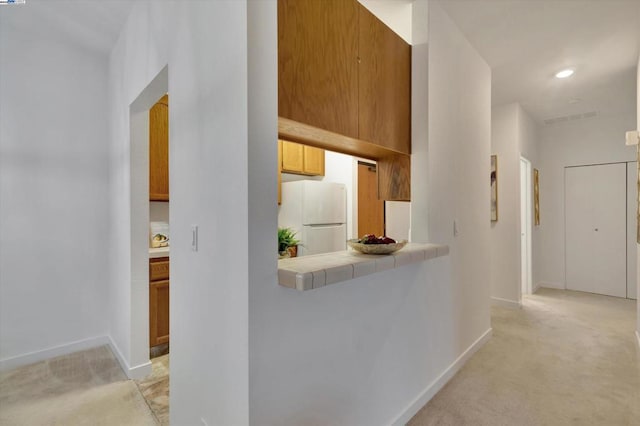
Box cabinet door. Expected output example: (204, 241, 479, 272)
(281, 140, 304, 173)
(358, 5, 411, 154)
(150, 279, 170, 347)
(303, 146, 325, 176)
(149, 95, 169, 201)
(278, 0, 359, 138)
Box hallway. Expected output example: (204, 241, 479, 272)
(409, 288, 640, 425)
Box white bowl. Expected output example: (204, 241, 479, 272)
(347, 239, 407, 255)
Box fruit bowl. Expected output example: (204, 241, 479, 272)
(347, 239, 407, 255)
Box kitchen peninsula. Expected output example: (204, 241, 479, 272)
(278, 243, 449, 291)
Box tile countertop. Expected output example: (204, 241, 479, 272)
(149, 247, 170, 259)
(278, 243, 449, 291)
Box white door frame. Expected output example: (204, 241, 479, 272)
(128, 66, 169, 378)
(520, 157, 533, 296)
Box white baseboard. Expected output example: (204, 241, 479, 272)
(532, 282, 542, 294)
(390, 327, 493, 426)
(107, 336, 151, 379)
(491, 296, 522, 309)
(636, 330, 640, 350)
(0, 335, 110, 372)
(537, 281, 564, 290)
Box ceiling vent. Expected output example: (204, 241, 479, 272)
(543, 111, 599, 126)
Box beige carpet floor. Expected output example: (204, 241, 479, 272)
(409, 288, 640, 426)
(0, 345, 157, 426)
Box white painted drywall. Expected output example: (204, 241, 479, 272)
(489, 103, 540, 304)
(0, 12, 110, 366)
(150, 201, 169, 224)
(490, 104, 521, 304)
(536, 113, 636, 290)
(636, 53, 639, 335)
(248, 0, 492, 424)
(424, 0, 492, 344)
(108, 2, 249, 424)
(358, 0, 412, 44)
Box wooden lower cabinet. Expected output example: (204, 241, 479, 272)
(149, 257, 169, 348)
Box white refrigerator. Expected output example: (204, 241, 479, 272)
(278, 181, 347, 256)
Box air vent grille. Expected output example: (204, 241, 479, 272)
(543, 111, 599, 126)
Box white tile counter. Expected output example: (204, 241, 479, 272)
(278, 243, 449, 291)
(149, 247, 170, 258)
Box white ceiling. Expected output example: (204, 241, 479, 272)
(439, 0, 640, 124)
(1, 0, 135, 55)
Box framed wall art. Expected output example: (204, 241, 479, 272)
(491, 155, 498, 221)
(534, 168, 540, 226)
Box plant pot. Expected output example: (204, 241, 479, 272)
(286, 245, 298, 258)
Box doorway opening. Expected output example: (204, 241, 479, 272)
(520, 157, 532, 296)
(129, 66, 170, 423)
(357, 161, 385, 237)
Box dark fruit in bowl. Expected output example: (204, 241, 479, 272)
(359, 234, 396, 244)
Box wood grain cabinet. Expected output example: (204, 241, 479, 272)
(278, 0, 359, 139)
(358, 6, 411, 154)
(149, 257, 169, 348)
(149, 95, 169, 201)
(278, 0, 411, 155)
(280, 140, 325, 176)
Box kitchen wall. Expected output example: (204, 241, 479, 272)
(490, 103, 539, 306)
(281, 150, 356, 239)
(108, 2, 249, 424)
(282, 151, 411, 241)
(536, 112, 636, 290)
(0, 13, 110, 368)
(248, 0, 492, 424)
(150, 201, 169, 224)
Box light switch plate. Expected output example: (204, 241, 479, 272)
(191, 225, 198, 251)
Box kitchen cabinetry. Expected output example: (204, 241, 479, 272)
(149, 257, 169, 347)
(277, 0, 411, 200)
(358, 6, 411, 154)
(150, 94, 169, 201)
(278, 0, 410, 155)
(280, 140, 325, 176)
(278, 0, 359, 139)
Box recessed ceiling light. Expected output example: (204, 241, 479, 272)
(568, 98, 582, 104)
(555, 69, 575, 79)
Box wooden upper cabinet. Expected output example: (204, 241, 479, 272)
(303, 145, 325, 175)
(150, 94, 169, 201)
(280, 140, 325, 176)
(358, 6, 411, 154)
(278, 0, 359, 139)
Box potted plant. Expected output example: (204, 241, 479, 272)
(278, 227, 300, 258)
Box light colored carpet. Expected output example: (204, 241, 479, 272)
(0, 345, 157, 426)
(409, 288, 640, 426)
(135, 354, 169, 426)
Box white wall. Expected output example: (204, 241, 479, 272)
(636, 54, 639, 336)
(358, 0, 412, 44)
(536, 113, 637, 289)
(0, 10, 110, 368)
(249, 1, 492, 424)
(423, 0, 492, 352)
(490, 104, 520, 304)
(489, 103, 539, 304)
(108, 2, 249, 424)
(150, 201, 169, 224)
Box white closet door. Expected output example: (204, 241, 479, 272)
(565, 163, 626, 297)
(627, 162, 637, 299)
